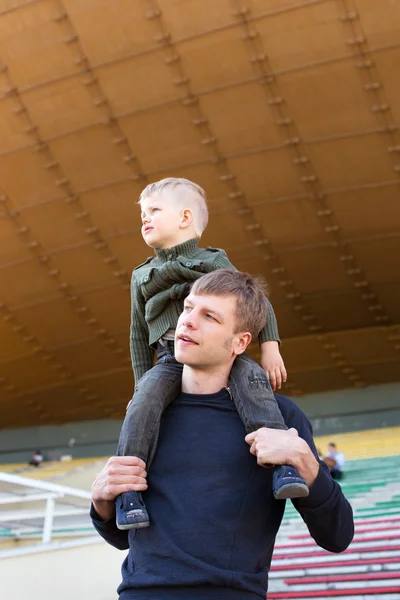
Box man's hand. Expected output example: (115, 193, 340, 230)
(260, 341, 287, 390)
(91, 456, 147, 521)
(245, 427, 319, 488)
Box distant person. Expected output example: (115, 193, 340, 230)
(29, 449, 43, 467)
(324, 442, 345, 480)
(116, 177, 307, 531)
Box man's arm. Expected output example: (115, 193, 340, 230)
(245, 402, 354, 553)
(130, 274, 155, 382)
(90, 456, 147, 550)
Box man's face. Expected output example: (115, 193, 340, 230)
(175, 292, 248, 370)
(328, 444, 336, 454)
(140, 193, 182, 249)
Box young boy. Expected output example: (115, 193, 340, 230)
(116, 178, 308, 530)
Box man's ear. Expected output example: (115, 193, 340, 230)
(233, 332, 252, 356)
(180, 208, 194, 229)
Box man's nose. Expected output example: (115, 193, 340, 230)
(183, 311, 198, 329)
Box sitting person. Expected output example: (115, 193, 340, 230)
(29, 449, 43, 467)
(324, 442, 345, 480)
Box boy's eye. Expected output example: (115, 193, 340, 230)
(184, 305, 191, 312)
(206, 314, 216, 320)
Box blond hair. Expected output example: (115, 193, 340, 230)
(138, 177, 209, 237)
(191, 269, 268, 339)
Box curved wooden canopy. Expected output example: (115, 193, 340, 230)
(1, 0, 399, 428)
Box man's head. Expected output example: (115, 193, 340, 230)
(175, 269, 268, 372)
(138, 178, 209, 249)
(328, 443, 337, 454)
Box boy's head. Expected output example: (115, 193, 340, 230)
(175, 269, 268, 370)
(138, 178, 209, 249)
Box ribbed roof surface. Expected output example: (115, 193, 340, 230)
(1, 0, 399, 427)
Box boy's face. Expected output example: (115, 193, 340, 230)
(140, 192, 183, 249)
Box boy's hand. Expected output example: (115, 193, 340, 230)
(260, 341, 287, 391)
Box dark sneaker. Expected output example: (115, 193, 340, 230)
(273, 465, 309, 500)
(116, 491, 150, 530)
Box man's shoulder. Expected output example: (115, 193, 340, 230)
(274, 393, 311, 432)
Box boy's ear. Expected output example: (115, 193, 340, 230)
(233, 332, 252, 356)
(180, 208, 194, 229)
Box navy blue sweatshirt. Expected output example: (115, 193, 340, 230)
(91, 391, 354, 600)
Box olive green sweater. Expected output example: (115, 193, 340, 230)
(130, 238, 280, 382)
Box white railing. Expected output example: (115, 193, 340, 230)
(0, 471, 96, 554)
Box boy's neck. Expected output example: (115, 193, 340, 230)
(154, 237, 199, 258)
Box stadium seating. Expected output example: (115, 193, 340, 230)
(270, 449, 400, 599)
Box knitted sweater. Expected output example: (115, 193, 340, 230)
(130, 238, 280, 382)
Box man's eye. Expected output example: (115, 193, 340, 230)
(206, 314, 215, 320)
(184, 306, 191, 312)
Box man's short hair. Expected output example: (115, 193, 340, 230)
(191, 269, 268, 339)
(329, 442, 337, 448)
(138, 177, 209, 237)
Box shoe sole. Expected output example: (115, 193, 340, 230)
(116, 521, 150, 530)
(274, 483, 309, 500)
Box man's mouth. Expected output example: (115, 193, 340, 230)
(177, 334, 198, 345)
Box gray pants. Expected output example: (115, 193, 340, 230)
(117, 343, 287, 470)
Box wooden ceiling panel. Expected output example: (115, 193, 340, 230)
(251, 198, 333, 248)
(178, 29, 255, 91)
(96, 55, 178, 114)
(0, 261, 61, 305)
(332, 327, 398, 364)
(1, 1, 399, 427)
(277, 66, 379, 139)
(350, 238, 400, 285)
(0, 150, 60, 209)
(23, 78, 102, 139)
(0, 97, 34, 155)
(253, 1, 344, 71)
(122, 106, 209, 173)
(0, 321, 34, 363)
(54, 338, 128, 378)
(47, 245, 118, 288)
(288, 367, 354, 394)
(304, 290, 374, 333)
(79, 286, 130, 332)
(0, 219, 31, 265)
(358, 0, 400, 46)
(1, 3, 77, 89)
(15, 298, 92, 346)
(354, 360, 400, 387)
(306, 136, 395, 189)
(4, 355, 64, 390)
(227, 153, 305, 202)
(327, 186, 400, 237)
(158, 0, 233, 39)
(64, 0, 162, 63)
(372, 49, 400, 123)
(49, 127, 133, 190)
(18, 201, 90, 251)
(200, 86, 283, 154)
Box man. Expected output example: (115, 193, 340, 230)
(325, 442, 345, 480)
(91, 270, 354, 600)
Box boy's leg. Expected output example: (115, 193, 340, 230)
(116, 358, 183, 530)
(228, 353, 309, 500)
